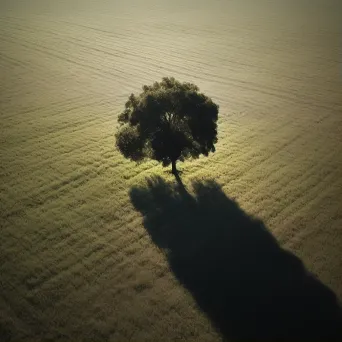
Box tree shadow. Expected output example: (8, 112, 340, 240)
(130, 176, 342, 342)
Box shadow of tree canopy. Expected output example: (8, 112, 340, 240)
(130, 176, 342, 342)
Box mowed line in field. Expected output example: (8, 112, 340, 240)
(0, 28, 151, 94)
(1, 17, 340, 114)
(2, 20, 339, 112)
(0, 93, 99, 120)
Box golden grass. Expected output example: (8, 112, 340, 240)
(1, 0, 341, 340)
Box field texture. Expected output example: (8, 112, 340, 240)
(1, 1, 342, 340)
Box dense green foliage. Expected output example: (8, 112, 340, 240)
(115, 77, 219, 173)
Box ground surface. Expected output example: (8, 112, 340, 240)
(1, 0, 341, 341)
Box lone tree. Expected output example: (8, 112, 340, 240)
(115, 77, 219, 174)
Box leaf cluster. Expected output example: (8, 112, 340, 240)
(116, 77, 219, 166)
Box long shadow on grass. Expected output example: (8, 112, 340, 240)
(130, 176, 342, 342)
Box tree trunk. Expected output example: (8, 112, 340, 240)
(171, 159, 177, 174)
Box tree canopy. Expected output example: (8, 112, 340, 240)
(115, 77, 219, 174)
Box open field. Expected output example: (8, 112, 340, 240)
(1, 0, 342, 340)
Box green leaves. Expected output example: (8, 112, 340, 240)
(115, 77, 219, 169)
(115, 125, 147, 162)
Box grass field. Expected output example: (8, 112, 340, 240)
(1, 0, 342, 340)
